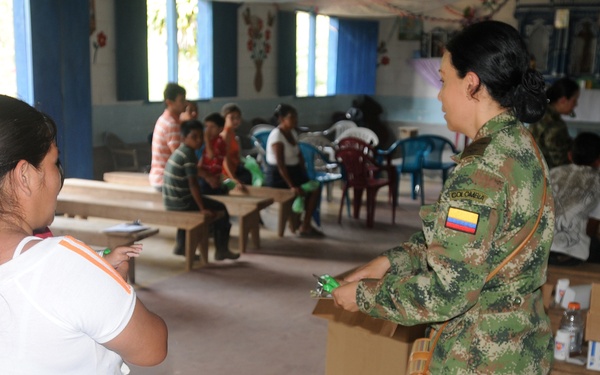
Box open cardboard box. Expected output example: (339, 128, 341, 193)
(586, 283, 600, 342)
(312, 268, 427, 375)
(586, 284, 600, 371)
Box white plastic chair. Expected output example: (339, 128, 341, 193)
(322, 120, 357, 140)
(336, 127, 379, 147)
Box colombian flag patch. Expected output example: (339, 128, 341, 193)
(445, 207, 479, 234)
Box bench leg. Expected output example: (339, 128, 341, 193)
(185, 225, 208, 271)
(249, 211, 260, 250)
(278, 201, 293, 237)
(238, 210, 261, 253)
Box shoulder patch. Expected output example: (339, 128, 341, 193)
(448, 189, 489, 203)
(460, 137, 492, 160)
(445, 207, 479, 234)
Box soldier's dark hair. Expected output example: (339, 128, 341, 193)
(274, 103, 297, 119)
(546, 78, 580, 105)
(445, 21, 547, 124)
(163, 82, 186, 102)
(203, 112, 225, 128)
(180, 120, 203, 138)
(571, 132, 600, 166)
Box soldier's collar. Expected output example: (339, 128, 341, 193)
(453, 112, 517, 161)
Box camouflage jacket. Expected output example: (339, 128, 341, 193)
(528, 106, 572, 169)
(357, 113, 555, 374)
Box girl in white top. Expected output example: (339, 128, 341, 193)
(0, 95, 167, 373)
(265, 104, 323, 237)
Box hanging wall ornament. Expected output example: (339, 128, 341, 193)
(243, 7, 275, 92)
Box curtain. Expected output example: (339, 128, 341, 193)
(336, 19, 378, 95)
(410, 57, 442, 89)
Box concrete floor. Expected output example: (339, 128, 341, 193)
(108, 177, 445, 375)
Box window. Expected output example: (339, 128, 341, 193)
(295, 11, 338, 97)
(0, 0, 17, 97)
(147, 0, 210, 101)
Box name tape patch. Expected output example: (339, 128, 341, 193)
(449, 189, 488, 204)
(445, 207, 479, 234)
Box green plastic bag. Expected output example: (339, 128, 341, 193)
(243, 156, 264, 187)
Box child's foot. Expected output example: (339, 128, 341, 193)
(214, 251, 240, 261)
(298, 226, 324, 238)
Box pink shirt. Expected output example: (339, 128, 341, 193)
(149, 109, 181, 187)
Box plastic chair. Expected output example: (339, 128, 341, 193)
(335, 147, 397, 228)
(102, 131, 140, 172)
(249, 124, 275, 135)
(336, 127, 379, 147)
(299, 142, 343, 227)
(377, 137, 434, 205)
(418, 135, 459, 184)
(298, 133, 338, 188)
(321, 120, 358, 139)
(249, 129, 272, 170)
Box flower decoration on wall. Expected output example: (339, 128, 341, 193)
(377, 41, 390, 68)
(92, 31, 107, 64)
(243, 7, 275, 92)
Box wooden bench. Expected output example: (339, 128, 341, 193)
(104, 171, 296, 237)
(56, 192, 216, 271)
(63, 178, 273, 252)
(49, 216, 159, 284)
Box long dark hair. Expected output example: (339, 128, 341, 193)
(0, 95, 58, 217)
(273, 103, 297, 120)
(445, 21, 547, 123)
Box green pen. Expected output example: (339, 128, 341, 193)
(97, 248, 111, 257)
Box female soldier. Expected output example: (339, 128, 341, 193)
(529, 77, 580, 169)
(333, 21, 554, 374)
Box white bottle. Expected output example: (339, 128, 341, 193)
(554, 329, 570, 361)
(560, 301, 584, 355)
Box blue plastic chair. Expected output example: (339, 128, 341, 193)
(417, 135, 459, 184)
(377, 137, 433, 205)
(299, 142, 343, 227)
(249, 130, 272, 170)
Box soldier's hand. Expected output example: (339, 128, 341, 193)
(332, 281, 360, 312)
(344, 256, 390, 282)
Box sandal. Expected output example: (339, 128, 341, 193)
(298, 227, 325, 238)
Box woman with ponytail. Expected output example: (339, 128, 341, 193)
(333, 21, 554, 374)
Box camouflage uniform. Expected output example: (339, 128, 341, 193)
(528, 106, 572, 169)
(356, 113, 555, 374)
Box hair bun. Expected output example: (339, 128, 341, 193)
(521, 69, 545, 94)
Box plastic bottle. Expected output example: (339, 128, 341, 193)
(559, 301, 584, 355)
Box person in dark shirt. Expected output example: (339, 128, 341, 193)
(163, 120, 239, 261)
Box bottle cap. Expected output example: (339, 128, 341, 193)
(567, 302, 580, 310)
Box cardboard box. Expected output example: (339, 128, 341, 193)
(313, 297, 426, 375)
(587, 284, 600, 342)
